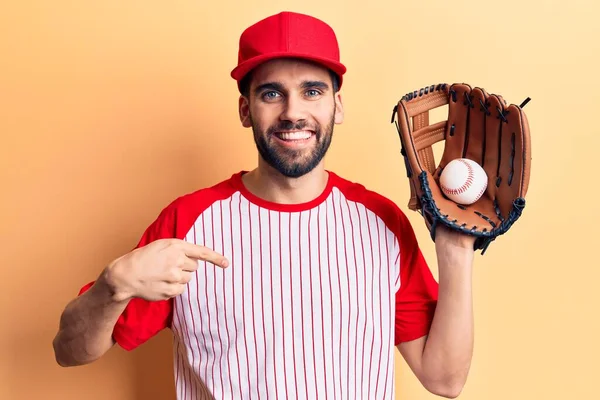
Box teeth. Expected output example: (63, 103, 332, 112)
(277, 131, 312, 140)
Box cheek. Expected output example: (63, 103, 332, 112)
(251, 105, 279, 130)
(313, 106, 334, 127)
(314, 98, 336, 116)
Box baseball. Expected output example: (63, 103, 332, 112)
(439, 158, 488, 205)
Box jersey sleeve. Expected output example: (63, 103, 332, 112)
(393, 210, 439, 345)
(77, 204, 177, 351)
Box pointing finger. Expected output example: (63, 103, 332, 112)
(180, 242, 229, 268)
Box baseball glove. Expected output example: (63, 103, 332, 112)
(390, 83, 532, 254)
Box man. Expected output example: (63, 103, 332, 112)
(53, 11, 475, 399)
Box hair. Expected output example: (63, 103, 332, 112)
(239, 66, 341, 98)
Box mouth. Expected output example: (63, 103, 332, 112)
(271, 130, 316, 148)
(273, 130, 315, 141)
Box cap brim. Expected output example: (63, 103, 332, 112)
(231, 52, 346, 91)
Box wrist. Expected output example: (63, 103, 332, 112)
(100, 258, 135, 303)
(435, 245, 474, 279)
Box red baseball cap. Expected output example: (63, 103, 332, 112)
(231, 11, 347, 91)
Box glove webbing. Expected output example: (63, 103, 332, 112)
(409, 111, 441, 210)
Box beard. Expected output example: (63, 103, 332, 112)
(251, 111, 335, 178)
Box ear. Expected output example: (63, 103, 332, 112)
(238, 95, 252, 128)
(334, 91, 344, 125)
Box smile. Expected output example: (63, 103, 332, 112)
(273, 130, 314, 141)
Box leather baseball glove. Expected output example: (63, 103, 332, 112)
(390, 83, 532, 254)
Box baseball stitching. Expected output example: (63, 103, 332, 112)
(440, 159, 474, 195)
(474, 180, 487, 201)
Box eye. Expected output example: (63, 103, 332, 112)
(306, 89, 321, 97)
(262, 91, 280, 101)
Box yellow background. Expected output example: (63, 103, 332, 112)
(1, 0, 598, 399)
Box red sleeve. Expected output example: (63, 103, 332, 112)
(78, 204, 177, 351)
(394, 210, 439, 345)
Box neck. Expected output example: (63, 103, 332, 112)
(241, 160, 329, 204)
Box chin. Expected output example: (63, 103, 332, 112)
(277, 160, 324, 178)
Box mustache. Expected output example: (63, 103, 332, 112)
(267, 120, 317, 135)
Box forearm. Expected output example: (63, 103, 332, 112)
(422, 246, 474, 393)
(53, 267, 130, 367)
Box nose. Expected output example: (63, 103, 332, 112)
(279, 93, 308, 124)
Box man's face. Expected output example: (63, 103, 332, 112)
(238, 59, 344, 178)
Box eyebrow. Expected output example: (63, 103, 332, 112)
(301, 80, 330, 90)
(254, 82, 285, 96)
(253, 80, 330, 96)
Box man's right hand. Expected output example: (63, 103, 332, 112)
(104, 239, 230, 302)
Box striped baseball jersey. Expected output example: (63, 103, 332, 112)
(79, 170, 439, 399)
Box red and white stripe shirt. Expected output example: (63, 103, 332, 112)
(80, 171, 438, 399)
